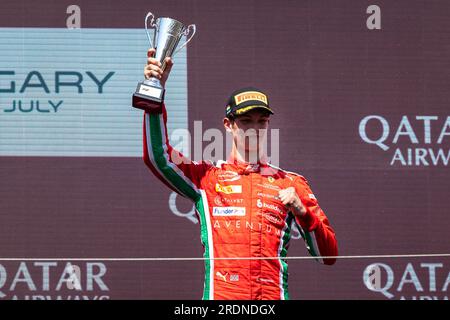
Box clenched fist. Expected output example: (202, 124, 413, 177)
(144, 48, 174, 88)
(278, 187, 307, 217)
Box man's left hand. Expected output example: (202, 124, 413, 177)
(278, 187, 307, 217)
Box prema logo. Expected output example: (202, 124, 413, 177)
(363, 262, 450, 300)
(359, 115, 450, 166)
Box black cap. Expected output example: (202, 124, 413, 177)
(225, 87, 274, 118)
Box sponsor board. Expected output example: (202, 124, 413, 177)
(0, 28, 188, 157)
(0, 261, 110, 300)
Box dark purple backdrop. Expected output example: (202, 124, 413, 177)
(0, 0, 449, 299)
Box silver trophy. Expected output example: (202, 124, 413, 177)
(133, 12, 196, 110)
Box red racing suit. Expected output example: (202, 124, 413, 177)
(143, 104, 338, 300)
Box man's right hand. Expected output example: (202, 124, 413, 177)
(144, 48, 173, 88)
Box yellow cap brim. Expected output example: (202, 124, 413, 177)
(235, 105, 274, 116)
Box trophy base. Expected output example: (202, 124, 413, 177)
(132, 81, 165, 112)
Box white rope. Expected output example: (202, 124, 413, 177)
(0, 253, 449, 261)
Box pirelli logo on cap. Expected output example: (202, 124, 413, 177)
(234, 91, 268, 106)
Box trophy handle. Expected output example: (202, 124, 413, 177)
(145, 12, 157, 48)
(173, 24, 196, 56)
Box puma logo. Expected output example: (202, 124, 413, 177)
(216, 271, 228, 282)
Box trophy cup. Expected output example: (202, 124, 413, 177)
(132, 12, 196, 111)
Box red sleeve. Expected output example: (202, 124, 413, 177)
(143, 103, 211, 202)
(292, 175, 338, 265)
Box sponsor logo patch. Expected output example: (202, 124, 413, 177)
(217, 170, 241, 182)
(263, 213, 283, 225)
(215, 272, 239, 282)
(216, 271, 228, 282)
(230, 274, 240, 282)
(257, 199, 284, 214)
(215, 183, 242, 194)
(257, 192, 280, 200)
(258, 278, 275, 284)
(212, 207, 246, 216)
(234, 91, 268, 105)
(257, 183, 280, 191)
(214, 196, 244, 206)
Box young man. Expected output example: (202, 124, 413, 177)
(142, 49, 338, 300)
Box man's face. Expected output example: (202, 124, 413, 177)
(224, 109, 271, 153)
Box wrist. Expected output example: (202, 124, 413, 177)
(292, 202, 306, 217)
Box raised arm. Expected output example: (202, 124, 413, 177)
(142, 49, 210, 202)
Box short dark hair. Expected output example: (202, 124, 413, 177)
(226, 114, 236, 122)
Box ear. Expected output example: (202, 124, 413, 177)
(223, 117, 233, 133)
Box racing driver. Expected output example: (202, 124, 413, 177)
(141, 48, 338, 300)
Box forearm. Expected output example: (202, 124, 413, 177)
(142, 104, 202, 201)
(294, 207, 338, 265)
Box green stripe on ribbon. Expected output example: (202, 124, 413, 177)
(280, 214, 293, 300)
(196, 196, 211, 300)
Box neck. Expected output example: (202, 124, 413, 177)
(229, 143, 266, 164)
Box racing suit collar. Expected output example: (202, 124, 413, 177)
(225, 154, 274, 175)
